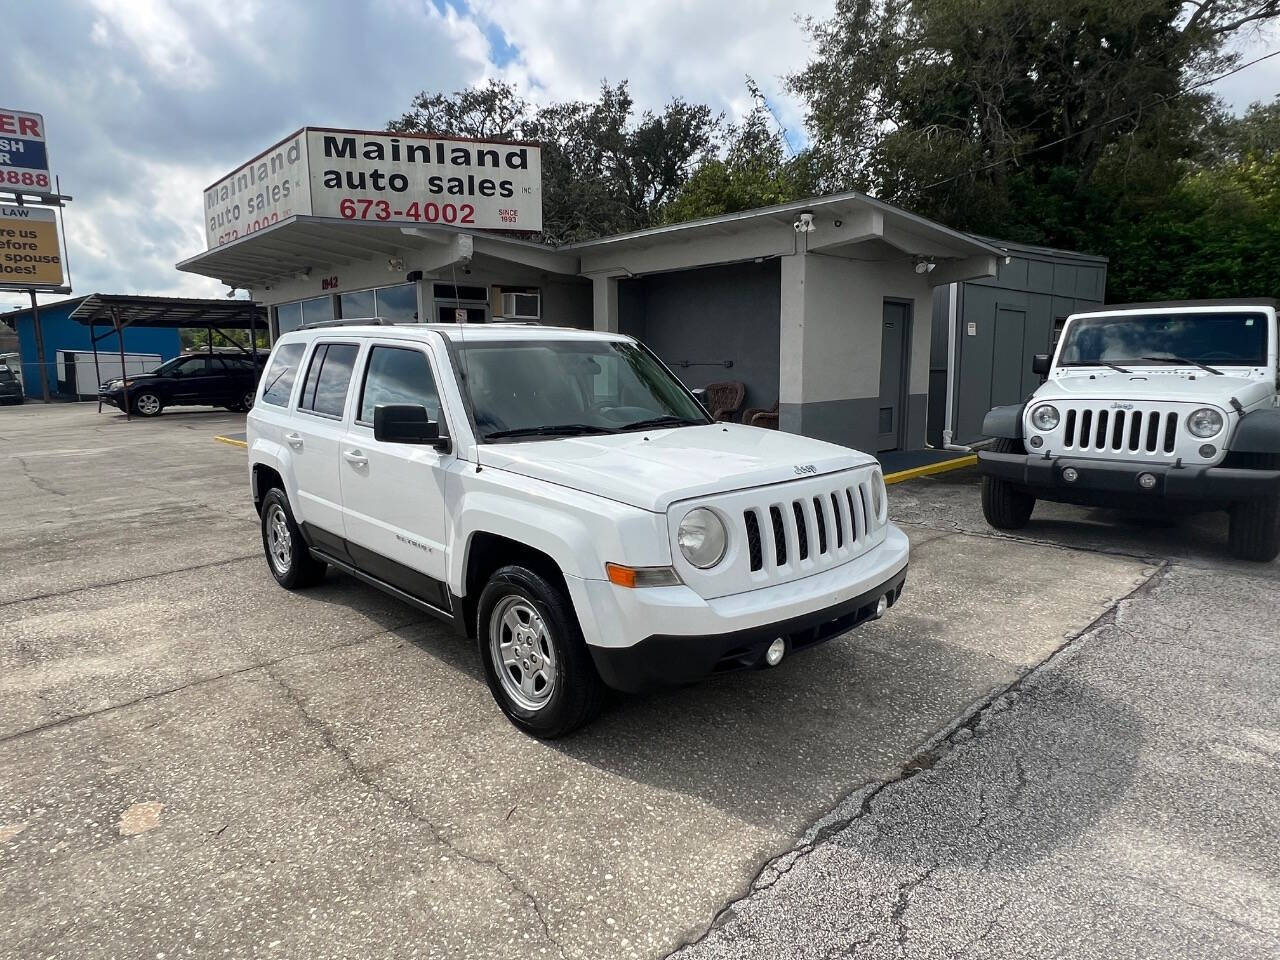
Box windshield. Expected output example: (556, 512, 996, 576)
(151, 356, 185, 376)
(453, 338, 710, 441)
(1058, 312, 1268, 368)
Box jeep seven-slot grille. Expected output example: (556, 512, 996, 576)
(745, 477, 877, 573)
(1061, 405, 1178, 455)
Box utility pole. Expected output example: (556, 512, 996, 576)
(29, 289, 50, 402)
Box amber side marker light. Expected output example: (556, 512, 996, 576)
(605, 563, 681, 588)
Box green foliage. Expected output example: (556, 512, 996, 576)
(662, 81, 816, 222)
(392, 80, 719, 243)
(788, 0, 1280, 301)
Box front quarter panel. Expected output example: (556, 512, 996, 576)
(449, 465, 670, 593)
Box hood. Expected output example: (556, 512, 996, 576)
(1039, 370, 1272, 409)
(481, 423, 875, 512)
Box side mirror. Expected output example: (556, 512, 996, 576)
(374, 403, 449, 451)
(1031, 354, 1051, 377)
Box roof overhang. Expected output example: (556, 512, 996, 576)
(177, 216, 580, 289)
(568, 192, 1002, 286)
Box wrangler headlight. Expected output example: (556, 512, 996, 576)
(1187, 408, 1224, 439)
(1031, 404, 1060, 431)
(678, 507, 728, 569)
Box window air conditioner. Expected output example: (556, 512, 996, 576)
(501, 292, 541, 320)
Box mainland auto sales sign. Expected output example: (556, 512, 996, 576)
(203, 127, 543, 247)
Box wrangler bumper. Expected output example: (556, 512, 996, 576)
(978, 450, 1280, 501)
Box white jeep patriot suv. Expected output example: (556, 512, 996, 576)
(247, 323, 909, 736)
(979, 299, 1280, 561)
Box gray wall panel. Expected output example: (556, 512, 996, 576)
(619, 261, 781, 414)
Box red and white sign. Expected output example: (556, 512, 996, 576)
(0, 109, 55, 198)
(203, 127, 543, 248)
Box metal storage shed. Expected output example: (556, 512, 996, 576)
(928, 239, 1108, 448)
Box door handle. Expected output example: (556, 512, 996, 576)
(285, 432, 304, 449)
(343, 449, 369, 467)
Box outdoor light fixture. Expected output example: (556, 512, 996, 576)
(913, 257, 936, 274)
(793, 211, 816, 233)
(387, 256, 406, 271)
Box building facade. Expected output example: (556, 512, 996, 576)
(181, 193, 1007, 455)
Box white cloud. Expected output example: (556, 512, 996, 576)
(467, 0, 830, 141)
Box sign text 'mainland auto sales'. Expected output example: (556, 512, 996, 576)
(203, 127, 543, 247)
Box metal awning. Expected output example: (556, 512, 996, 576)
(69, 293, 266, 329)
(177, 216, 579, 288)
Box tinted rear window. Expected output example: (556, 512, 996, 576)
(300, 343, 359, 418)
(260, 343, 305, 406)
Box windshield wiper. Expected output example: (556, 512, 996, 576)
(1139, 355, 1223, 376)
(618, 415, 706, 432)
(1059, 360, 1132, 374)
(483, 424, 616, 441)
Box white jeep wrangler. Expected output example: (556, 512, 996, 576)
(247, 323, 909, 736)
(979, 299, 1280, 561)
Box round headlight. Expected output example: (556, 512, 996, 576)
(678, 508, 728, 569)
(1187, 408, 1224, 439)
(871, 469, 887, 522)
(1031, 404, 1060, 431)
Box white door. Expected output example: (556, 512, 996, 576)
(288, 340, 361, 555)
(339, 341, 453, 610)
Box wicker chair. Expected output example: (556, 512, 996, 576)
(744, 401, 779, 429)
(703, 380, 746, 422)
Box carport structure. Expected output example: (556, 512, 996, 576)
(69, 294, 267, 419)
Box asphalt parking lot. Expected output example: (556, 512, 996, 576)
(1, 404, 1275, 959)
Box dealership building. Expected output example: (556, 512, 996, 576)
(177, 129, 1104, 455)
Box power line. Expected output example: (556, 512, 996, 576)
(924, 46, 1280, 189)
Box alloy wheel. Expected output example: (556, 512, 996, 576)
(265, 503, 292, 574)
(488, 596, 557, 711)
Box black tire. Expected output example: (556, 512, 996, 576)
(477, 564, 604, 739)
(259, 488, 327, 588)
(131, 391, 163, 417)
(1228, 454, 1280, 562)
(981, 437, 1036, 530)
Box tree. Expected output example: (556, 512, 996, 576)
(663, 80, 817, 222)
(788, 0, 1280, 258)
(390, 81, 719, 243)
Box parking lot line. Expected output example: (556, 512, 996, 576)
(884, 454, 977, 485)
(214, 433, 248, 448)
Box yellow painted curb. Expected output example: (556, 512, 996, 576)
(214, 435, 248, 449)
(884, 454, 977, 485)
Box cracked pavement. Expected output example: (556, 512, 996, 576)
(1, 404, 1267, 959)
(674, 472, 1280, 960)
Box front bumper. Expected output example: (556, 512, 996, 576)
(979, 451, 1280, 501)
(98, 391, 124, 409)
(577, 524, 911, 693)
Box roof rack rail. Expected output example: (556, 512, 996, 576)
(298, 318, 392, 330)
(487, 320, 542, 326)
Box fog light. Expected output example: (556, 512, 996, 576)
(765, 638, 786, 667)
(1029, 435, 1044, 449)
(1062, 467, 1080, 483)
(1138, 472, 1157, 490)
(874, 595, 889, 619)
(1199, 444, 1216, 459)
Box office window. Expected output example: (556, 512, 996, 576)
(276, 302, 303, 335)
(301, 296, 334, 326)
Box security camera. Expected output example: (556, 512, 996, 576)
(793, 211, 816, 234)
(388, 256, 405, 271)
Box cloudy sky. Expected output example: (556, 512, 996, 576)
(2, 0, 1277, 312)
